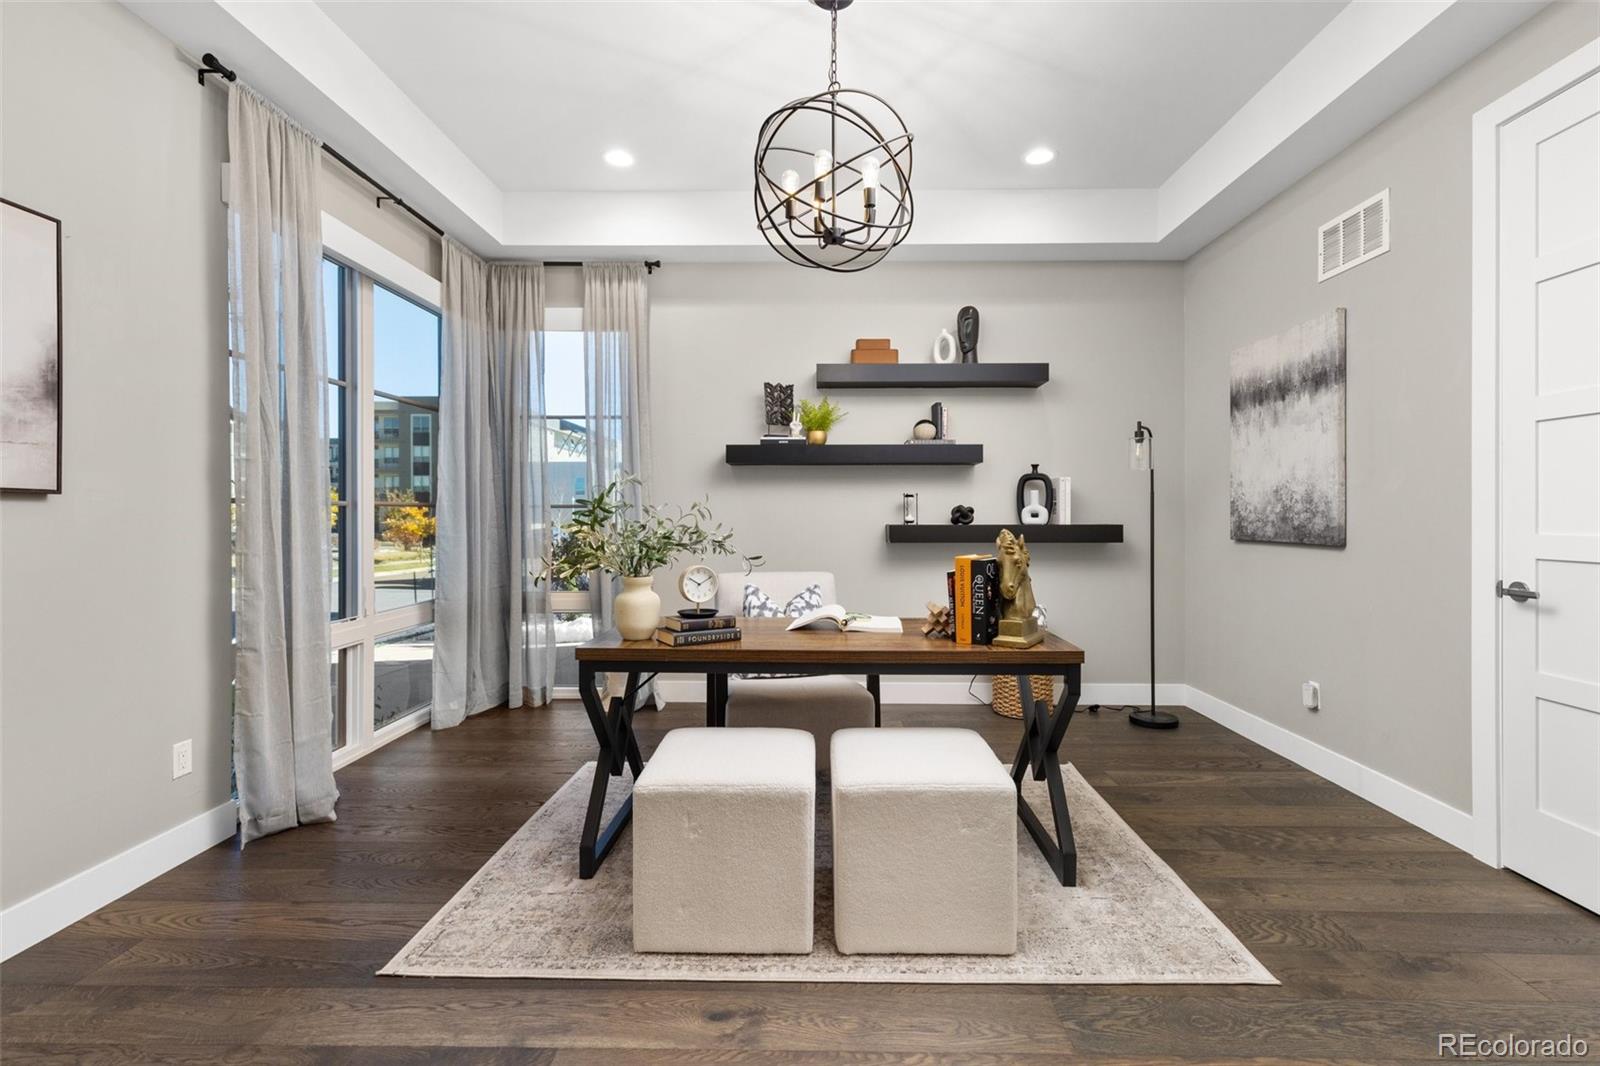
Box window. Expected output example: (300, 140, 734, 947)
(373, 285, 439, 610)
(539, 311, 626, 689)
(375, 624, 435, 728)
(325, 259, 353, 622)
(322, 255, 442, 767)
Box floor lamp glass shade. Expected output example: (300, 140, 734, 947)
(1130, 425, 1151, 472)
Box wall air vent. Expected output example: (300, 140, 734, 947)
(1318, 188, 1389, 282)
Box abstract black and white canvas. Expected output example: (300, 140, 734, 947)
(1, 198, 63, 493)
(1229, 308, 1346, 547)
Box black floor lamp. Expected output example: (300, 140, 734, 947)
(1088, 420, 1179, 729)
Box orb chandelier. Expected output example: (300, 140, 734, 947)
(753, 0, 914, 272)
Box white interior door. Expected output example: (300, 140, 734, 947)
(1498, 70, 1600, 913)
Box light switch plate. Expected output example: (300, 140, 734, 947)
(1302, 681, 1320, 711)
(172, 739, 193, 779)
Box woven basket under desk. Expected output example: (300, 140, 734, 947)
(990, 673, 1055, 720)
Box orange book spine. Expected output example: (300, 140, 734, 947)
(954, 556, 974, 645)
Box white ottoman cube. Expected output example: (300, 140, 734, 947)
(831, 728, 1017, 955)
(633, 727, 815, 954)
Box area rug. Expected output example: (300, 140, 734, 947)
(380, 762, 1275, 984)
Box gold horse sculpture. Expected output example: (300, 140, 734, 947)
(994, 529, 1043, 649)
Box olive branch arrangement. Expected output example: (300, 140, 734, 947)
(536, 477, 761, 584)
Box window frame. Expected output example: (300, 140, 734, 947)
(321, 216, 443, 769)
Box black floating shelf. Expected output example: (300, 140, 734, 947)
(725, 443, 983, 466)
(814, 362, 1050, 390)
(885, 523, 1123, 544)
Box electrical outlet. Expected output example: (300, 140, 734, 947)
(1302, 681, 1321, 711)
(172, 739, 193, 780)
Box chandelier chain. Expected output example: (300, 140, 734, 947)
(828, 7, 839, 90)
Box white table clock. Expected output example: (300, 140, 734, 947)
(677, 564, 720, 617)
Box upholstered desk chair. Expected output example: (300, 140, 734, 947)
(716, 571, 881, 771)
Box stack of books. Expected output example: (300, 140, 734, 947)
(948, 554, 1001, 645)
(654, 613, 742, 646)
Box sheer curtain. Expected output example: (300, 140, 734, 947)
(434, 240, 552, 727)
(228, 83, 338, 843)
(583, 264, 654, 694)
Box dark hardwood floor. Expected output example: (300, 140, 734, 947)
(3, 700, 1596, 1064)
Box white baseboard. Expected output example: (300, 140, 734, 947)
(1182, 685, 1476, 853)
(653, 677, 1188, 708)
(0, 800, 238, 961)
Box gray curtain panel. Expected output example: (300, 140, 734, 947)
(434, 240, 552, 727)
(227, 83, 338, 843)
(583, 263, 655, 697)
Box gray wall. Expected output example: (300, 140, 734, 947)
(321, 155, 442, 280)
(650, 262, 1186, 686)
(1181, 2, 1599, 812)
(1, 0, 233, 906)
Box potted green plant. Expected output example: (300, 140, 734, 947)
(537, 477, 759, 640)
(798, 396, 846, 445)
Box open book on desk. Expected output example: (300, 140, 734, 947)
(786, 606, 904, 634)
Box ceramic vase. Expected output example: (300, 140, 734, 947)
(806, 429, 828, 445)
(614, 575, 661, 640)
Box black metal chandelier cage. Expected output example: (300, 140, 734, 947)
(753, 0, 914, 272)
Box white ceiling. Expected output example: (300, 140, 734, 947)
(315, 1, 1344, 193)
(125, 0, 1548, 261)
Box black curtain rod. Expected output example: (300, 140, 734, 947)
(320, 144, 446, 239)
(199, 51, 660, 274)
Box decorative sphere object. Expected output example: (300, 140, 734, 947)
(950, 504, 975, 526)
(912, 419, 937, 441)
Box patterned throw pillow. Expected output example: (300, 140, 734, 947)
(738, 583, 823, 679)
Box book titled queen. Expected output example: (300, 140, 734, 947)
(653, 627, 743, 647)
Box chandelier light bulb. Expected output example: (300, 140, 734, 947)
(859, 156, 879, 223)
(780, 168, 801, 220)
(812, 149, 833, 237)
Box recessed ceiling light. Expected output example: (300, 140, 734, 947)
(1023, 146, 1056, 166)
(603, 148, 635, 168)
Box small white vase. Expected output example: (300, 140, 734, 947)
(614, 575, 662, 640)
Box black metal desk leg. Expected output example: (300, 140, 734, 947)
(867, 674, 882, 727)
(705, 672, 718, 727)
(1010, 666, 1081, 886)
(578, 666, 642, 879)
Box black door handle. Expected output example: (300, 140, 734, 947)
(1497, 580, 1540, 603)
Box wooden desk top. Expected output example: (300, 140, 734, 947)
(575, 617, 1084, 670)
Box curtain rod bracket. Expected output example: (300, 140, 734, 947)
(198, 53, 236, 86)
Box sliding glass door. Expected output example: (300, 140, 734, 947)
(323, 257, 441, 765)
